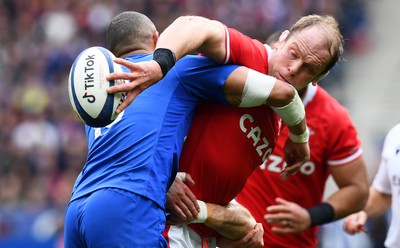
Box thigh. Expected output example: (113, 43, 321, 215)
(64, 199, 85, 248)
(81, 188, 167, 247)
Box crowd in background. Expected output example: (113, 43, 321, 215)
(0, 0, 369, 247)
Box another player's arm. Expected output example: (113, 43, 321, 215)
(343, 186, 391, 234)
(106, 16, 227, 111)
(195, 200, 257, 240)
(224, 66, 309, 173)
(362, 186, 391, 218)
(325, 157, 369, 219)
(300, 157, 369, 230)
(155, 16, 226, 63)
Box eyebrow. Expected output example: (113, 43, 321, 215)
(291, 42, 323, 73)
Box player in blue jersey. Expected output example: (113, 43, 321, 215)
(64, 11, 309, 248)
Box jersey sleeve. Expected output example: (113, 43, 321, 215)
(172, 55, 240, 104)
(373, 157, 391, 194)
(326, 106, 363, 166)
(225, 27, 270, 74)
(373, 124, 400, 194)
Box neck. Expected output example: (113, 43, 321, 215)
(297, 87, 308, 99)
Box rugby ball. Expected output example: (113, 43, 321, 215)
(68, 46, 125, 127)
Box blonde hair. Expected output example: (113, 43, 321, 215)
(288, 15, 344, 75)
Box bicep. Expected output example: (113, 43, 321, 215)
(329, 157, 369, 189)
(199, 20, 228, 63)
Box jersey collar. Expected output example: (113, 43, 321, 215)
(302, 84, 317, 107)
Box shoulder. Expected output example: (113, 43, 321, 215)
(382, 124, 400, 158)
(309, 86, 353, 121)
(226, 27, 268, 72)
(386, 123, 400, 138)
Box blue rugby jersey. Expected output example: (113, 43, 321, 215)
(70, 54, 239, 209)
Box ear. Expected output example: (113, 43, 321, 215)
(278, 30, 289, 42)
(152, 31, 159, 49)
(312, 71, 330, 86)
(273, 30, 289, 49)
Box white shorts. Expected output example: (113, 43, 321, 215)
(165, 225, 217, 248)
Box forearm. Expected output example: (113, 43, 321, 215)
(363, 187, 391, 219)
(237, 68, 307, 137)
(204, 202, 256, 240)
(156, 16, 226, 62)
(270, 86, 307, 141)
(325, 158, 369, 220)
(325, 186, 367, 220)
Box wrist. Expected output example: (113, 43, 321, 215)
(289, 127, 309, 143)
(153, 48, 176, 78)
(307, 202, 335, 227)
(271, 89, 305, 127)
(191, 200, 208, 223)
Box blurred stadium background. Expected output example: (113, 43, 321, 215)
(0, 0, 398, 247)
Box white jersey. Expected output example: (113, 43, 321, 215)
(372, 123, 400, 248)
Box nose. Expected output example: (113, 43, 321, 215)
(288, 60, 301, 76)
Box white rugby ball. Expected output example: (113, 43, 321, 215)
(68, 46, 125, 127)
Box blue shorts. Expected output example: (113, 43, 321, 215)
(64, 188, 167, 247)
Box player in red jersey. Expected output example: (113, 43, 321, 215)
(107, 14, 358, 247)
(236, 84, 369, 247)
(233, 32, 369, 247)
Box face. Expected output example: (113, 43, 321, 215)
(268, 26, 332, 91)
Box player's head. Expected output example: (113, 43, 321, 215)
(268, 15, 343, 90)
(106, 11, 158, 57)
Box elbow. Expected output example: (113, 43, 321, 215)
(174, 15, 206, 29)
(267, 82, 296, 107)
(351, 182, 370, 212)
(358, 183, 370, 211)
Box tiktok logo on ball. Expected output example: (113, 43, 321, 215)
(83, 92, 96, 103)
(83, 54, 96, 103)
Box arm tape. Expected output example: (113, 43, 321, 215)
(153, 48, 176, 78)
(307, 202, 335, 227)
(175, 172, 187, 181)
(239, 69, 276, 107)
(289, 127, 309, 143)
(191, 200, 208, 223)
(271, 90, 305, 126)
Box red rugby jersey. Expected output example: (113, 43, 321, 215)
(181, 26, 279, 237)
(237, 84, 362, 248)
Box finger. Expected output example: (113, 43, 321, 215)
(265, 205, 288, 213)
(107, 83, 134, 94)
(116, 89, 141, 113)
(171, 183, 198, 220)
(182, 193, 200, 217)
(176, 200, 196, 220)
(266, 205, 285, 213)
(115, 94, 133, 113)
(106, 71, 135, 81)
(240, 229, 255, 243)
(174, 177, 199, 213)
(282, 161, 302, 173)
(280, 162, 301, 180)
(172, 203, 187, 220)
(357, 224, 368, 233)
(271, 226, 294, 234)
(184, 173, 196, 186)
(113, 58, 135, 68)
(357, 211, 368, 223)
(264, 213, 291, 224)
(176, 172, 187, 181)
(275, 197, 290, 205)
